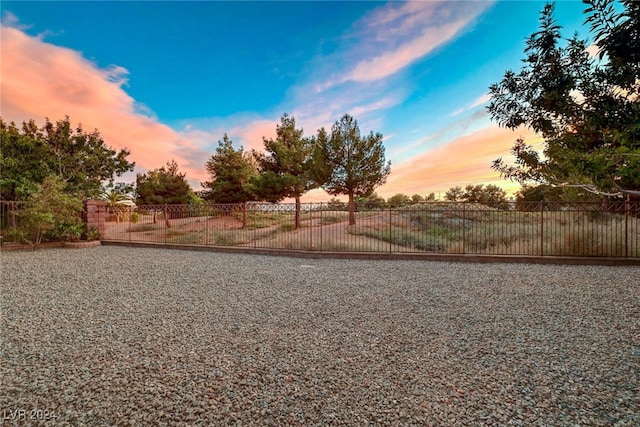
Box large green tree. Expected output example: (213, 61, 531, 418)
(136, 160, 192, 206)
(201, 135, 256, 227)
(249, 114, 316, 229)
(0, 116, 134, 200)
(312, 114, 391, 225)
(136, 160, 192, 227)
(488, 1, 640, 198)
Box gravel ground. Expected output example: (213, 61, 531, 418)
(1, 246, 638, 426)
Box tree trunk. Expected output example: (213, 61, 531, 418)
(163, 206, 171, 228)
(294, 195, 301, 229)
(348, 192, 356, 225)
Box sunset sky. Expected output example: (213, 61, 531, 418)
(1, 1, 590, 201)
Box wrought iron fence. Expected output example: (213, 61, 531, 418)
(0, 201, 26, 244)
(98, 201, 640, 258)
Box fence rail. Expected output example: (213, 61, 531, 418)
(93, 201, 639, 258)
(2, 200, 637, 257)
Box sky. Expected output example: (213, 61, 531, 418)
(1, 1, 591, 201)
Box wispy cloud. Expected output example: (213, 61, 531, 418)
(389, 108, 489, 160)
(1, 10, 30, 31)
(451, 93, 492, 116)
(323, 1, 492, 87)
(285, 1, 493, 140)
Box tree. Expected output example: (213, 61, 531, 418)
(387, 193, 411, 208)
(136, 160, 191, 205)
(488, 1, 640, 198)
(312, 114, 391, 225)
(411, 194, 425, 204)
(8, 176, 84, 248)
(201, 134, 257, 227)
(136, 160, 192, 227)
(0, 119, 51, 200)
(462, 184, 509, 209)
(515, 184, 599, 209)
(101, 181, 134, 223)
(249, 114, 316, 229)
(101, 181, 133, 206)
(445, 186, 465, 202)
(355, 192, 387, 209)
(0, 116, 135, 200)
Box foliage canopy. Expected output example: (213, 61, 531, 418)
(136, 160, 192, 205)
(8, 176, 84, 247)
(0, 116, 134, 200)
(249, 114, 316, 228)
(201, 134, 257, 204)
(312, 114, 391, 225)
(488, 0, 640, 198)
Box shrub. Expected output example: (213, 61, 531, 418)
(280, 223, 296, 232)
(130, 212, 140, 223)
(85, 226, 100, 241)
(127, 224, 157, 232)
(10, 176, 83, 248)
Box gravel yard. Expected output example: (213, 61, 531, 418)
(1, 246, 638, 426)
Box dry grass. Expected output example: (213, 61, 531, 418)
(104, 208, 640, 257)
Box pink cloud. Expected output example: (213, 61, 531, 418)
(377, 125, 540, 198)
(229, 119, 278, 152)
(0, 25, 208, 186)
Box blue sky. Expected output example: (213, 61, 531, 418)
(1, 1, 590, 200)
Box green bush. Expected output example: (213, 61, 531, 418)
(10, 176, 83, 248)
(85, 226, 100, 241)
(130, 212, 140, 223)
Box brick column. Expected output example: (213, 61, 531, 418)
(84, 200, 106, 239)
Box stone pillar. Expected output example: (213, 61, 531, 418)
(84, 200, 106, 239)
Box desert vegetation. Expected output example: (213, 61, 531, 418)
(101, 202, 639, 257)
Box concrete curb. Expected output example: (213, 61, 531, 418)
(100, 240, 640, 266)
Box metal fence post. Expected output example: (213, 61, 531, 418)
(540, 202, 544, 256)
(320, 204, 323, 251)
(389, 207, 392, 253)
(625, 195, 629, 258)
(309, 204, 313, 250)
(462, 203, 466, 255)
